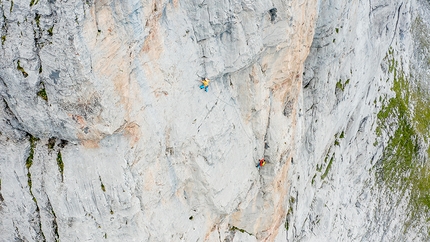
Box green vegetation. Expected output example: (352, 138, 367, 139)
(336, 80, 343, 90)
(37, 87, 48, 102)
(317, 141, 338, 180)
(317, 149, 331, 173)
(408, 17, 430, 141)
(311, 174, 317, 185)
(284, 206, 292, 231)
(26, 135, 39, 190)
(57, 151, 64, 180)
(230, 225, 252, 236)
(376, 47, 430, 225)
(47, 137, 56, 149)
(26, 153, 47, 242)
(410, 16, 430, 165)
(335, 28, 339, 34)
(321, 154, 335, 180)
(10, 0, 13, 12)
(289, 196, 295, 204)
(35, 13, 40, 28)
(48, 26, 54, 36)
(50, 203, 60, 242)
(17, 60, 28, 78)
(339, 131, 345, 139)
(334, 139, 340, 146)
(285, 195, 296, 231)
(1, 35, 5, 45)
(100, 177, 106, 192)
(336, 79, 350, 92)
(334, 132, 341, 146)
(29, 0, 39, 7)
(26, 136, 37, 170)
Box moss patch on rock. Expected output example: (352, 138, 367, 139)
(376, 47, 430, 229)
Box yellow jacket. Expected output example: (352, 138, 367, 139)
(202, 79, 210, 87)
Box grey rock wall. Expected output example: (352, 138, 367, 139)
(287, 0, 430, 241)
(1, 0, 429, 241)
(0, 0, 317, 241)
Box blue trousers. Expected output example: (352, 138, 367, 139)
(200, 85, 208, 92)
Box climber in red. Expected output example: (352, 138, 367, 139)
(256, 158, 266, 168)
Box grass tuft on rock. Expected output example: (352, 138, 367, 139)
(57, 151, 64, 180)
(321, 154, 335, 180)
(230, 225, 252, 235)
(17, 60, 28, 78)
(335, 79, 349, 92)
(48, 26, 54, 36)
(99, 176, 106, 192)
(37, 88, 48, 102)
(26, 135, 39, 189)
(26, 136, 38, 170)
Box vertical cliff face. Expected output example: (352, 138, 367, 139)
(2, 0, 429, 241)
(0, 0, 317, 241)
(288, 0, 430, 240)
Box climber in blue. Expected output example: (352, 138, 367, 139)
(200, 78, 210, 92)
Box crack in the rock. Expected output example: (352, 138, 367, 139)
(25, 135, 47, 242)
(46, 197, 60, 242)
(389, 3, 403, 46)
(263, 90, 273, 158)
(197, 100, 218, 131)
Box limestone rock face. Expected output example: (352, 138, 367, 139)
(288, 0, 430, 241)
(1, 0, 429, 241)
(0, 0, 317, 241)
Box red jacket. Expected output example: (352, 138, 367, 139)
(259, 159, 265, 167)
